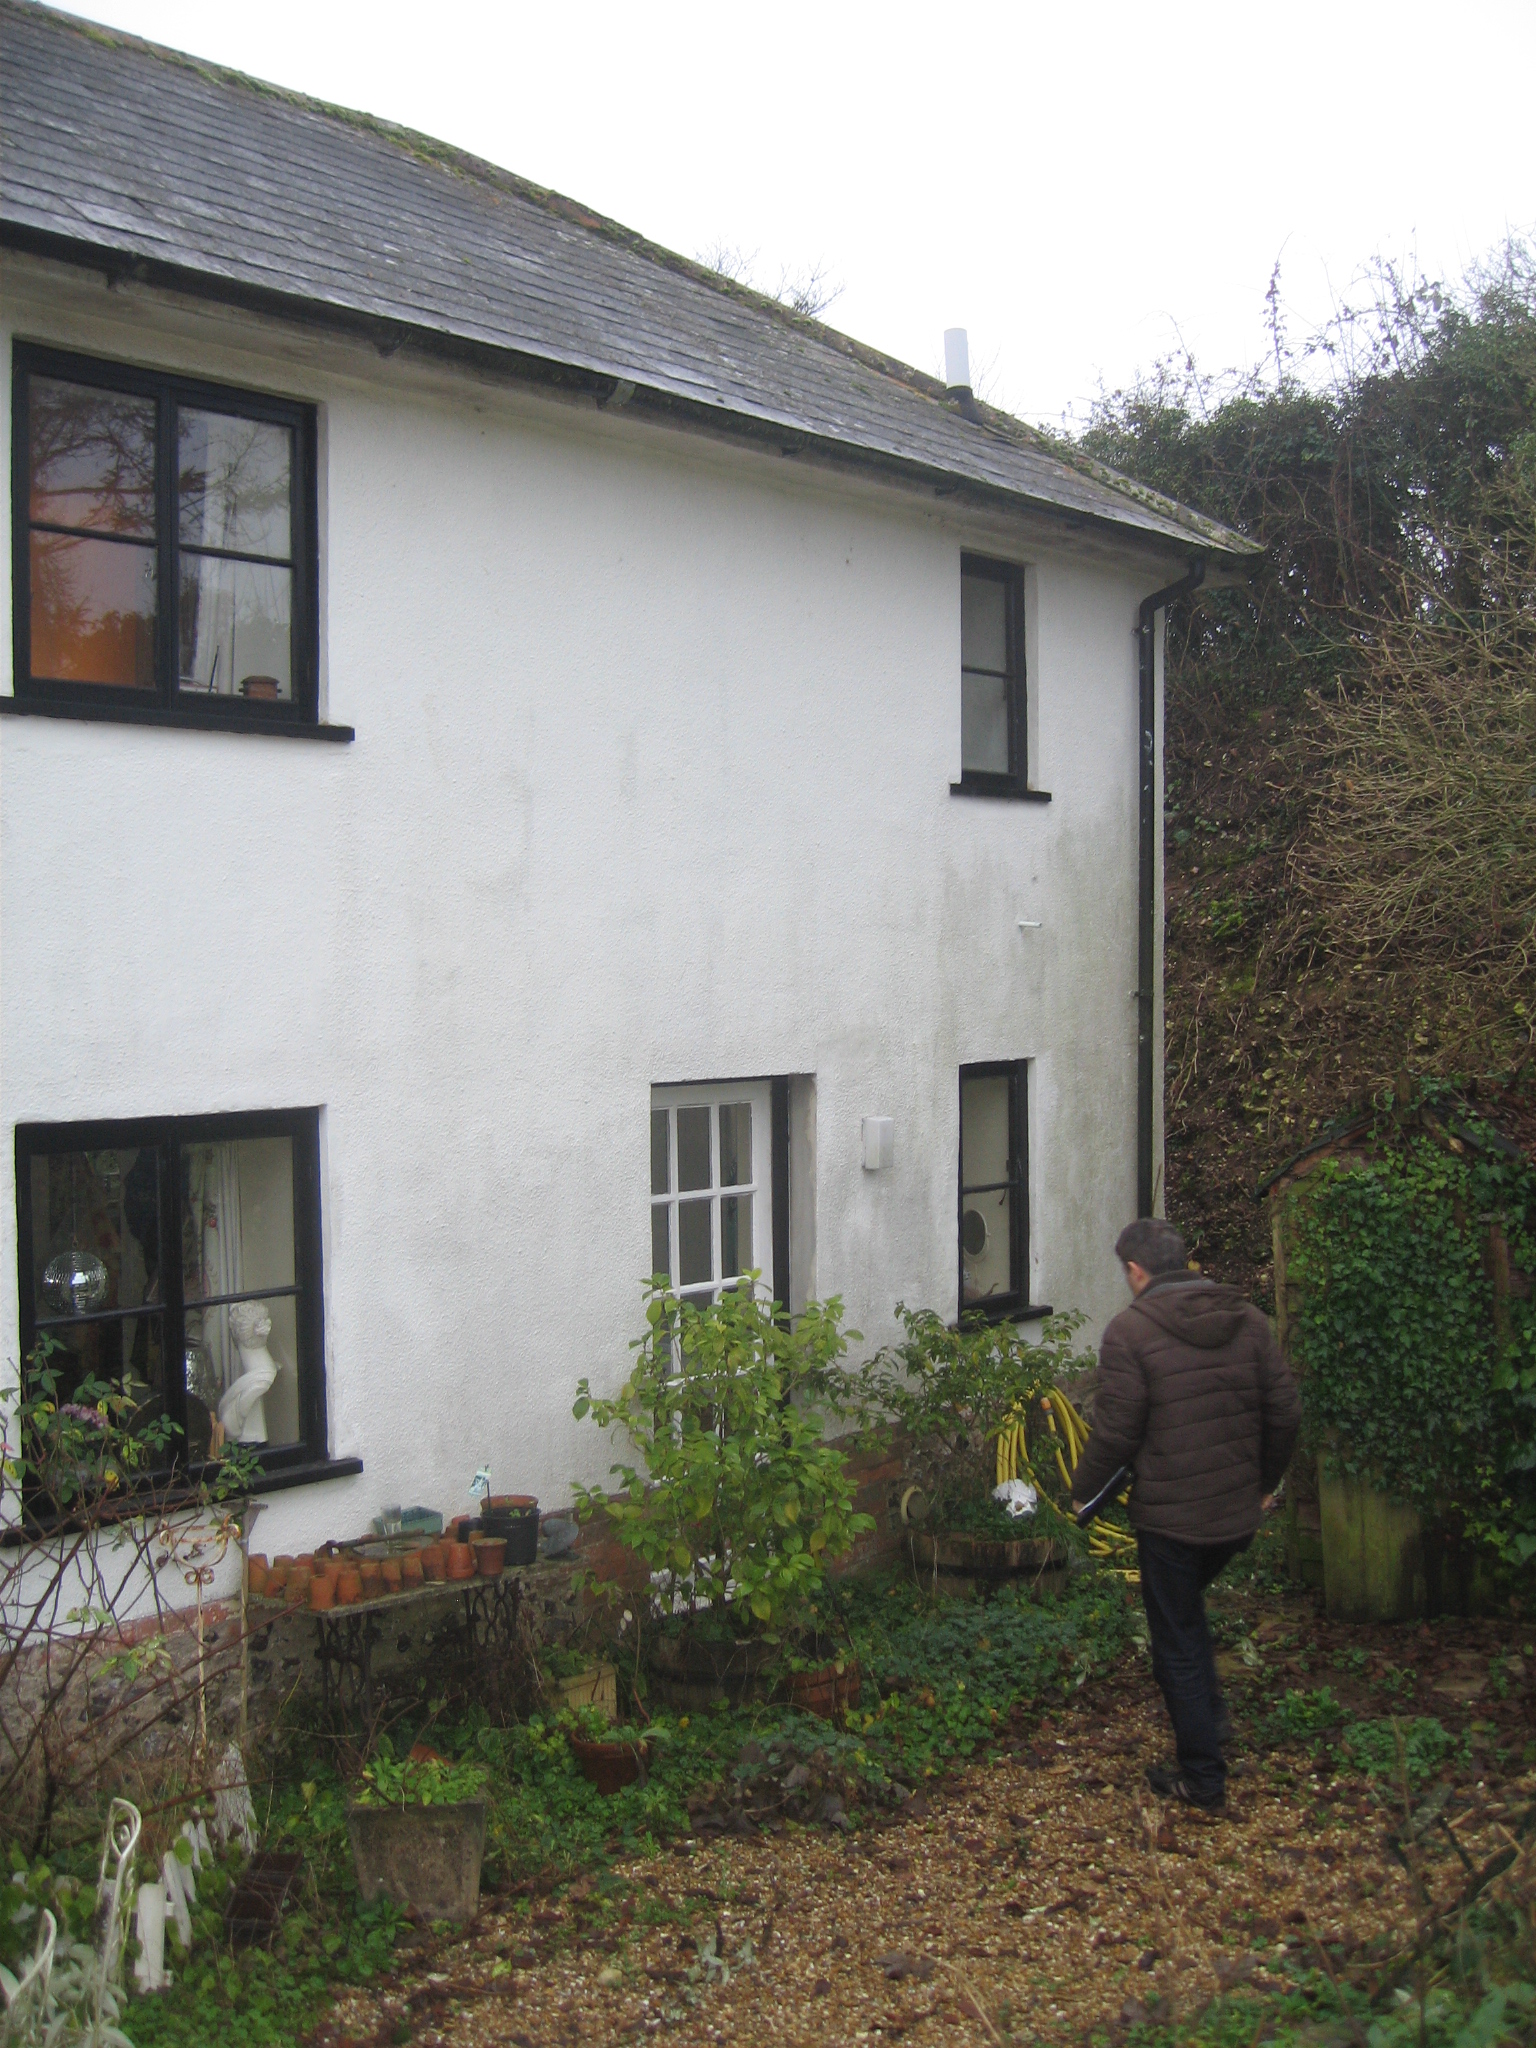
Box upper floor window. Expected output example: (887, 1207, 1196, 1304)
(13, 345, 317, 726)
(15, 1108, 332, 1487)
(956, 554, 1027, 796)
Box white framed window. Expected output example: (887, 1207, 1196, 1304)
(650, 1081, 773, 1305)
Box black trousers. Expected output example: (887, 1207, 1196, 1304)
(1136, 1529, 1250, 1801)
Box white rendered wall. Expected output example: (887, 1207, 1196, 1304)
(1, 257, 1177, 1561)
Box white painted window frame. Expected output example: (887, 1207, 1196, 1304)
(649, 1080, 773, 1306)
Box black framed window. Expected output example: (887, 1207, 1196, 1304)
(959, 1062, 1030, 1321)
(12, 344, 318, 728)
(15, 1109, 333, 1486)
(956, 554, 1027, 795)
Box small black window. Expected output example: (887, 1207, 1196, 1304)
(959, 1062, 1029, 1320)
(15, 1109, 330, 1485)
(12, 345, 317, 727)
(956, 554, 1026, 794)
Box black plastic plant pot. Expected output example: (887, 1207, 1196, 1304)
(480, 1502, 539, 1564)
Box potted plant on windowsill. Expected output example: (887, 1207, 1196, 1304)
(571, 1281, 875, 1707)
(858, 1305, 1095, 1586)
(346, 1744, 490, 1923)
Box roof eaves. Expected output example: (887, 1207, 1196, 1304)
(3, 0, 1260, 564)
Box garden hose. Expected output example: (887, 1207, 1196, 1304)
(989, 1388, 1137, 1573)
(1036, 1391, 1139, 1572)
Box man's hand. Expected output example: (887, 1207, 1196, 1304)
(1261, 1493, 1277, 1512)
(1071, 1502, 1083, 1516)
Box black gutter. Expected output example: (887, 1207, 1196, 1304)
(1136, 562, 1205, 1218)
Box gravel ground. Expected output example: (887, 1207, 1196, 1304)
(310, 1649, 1500, 2048)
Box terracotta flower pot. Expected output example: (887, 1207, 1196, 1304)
(420, 1544, 446, 1582)
(286, 1569, 311, 1608)
(274, 1554, 295, 1573)
(359, 1561, 383, 1598)
(446, 1542, 476, 1581)
(570, 1735, 649, 1795)
(247, 1558, 269, 1599)
(401, 1553, 425, 1589)
(474, 1537, 506, 1577)
(336, 1568, 363, 1606)
(381, 1560, 403, 1593)
(309, 1573, 335, 1612)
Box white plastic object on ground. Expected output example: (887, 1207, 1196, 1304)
(162, 1848, 195, 1950)
(133, 1883, 168, 1992)
(991, 1479, 1038, 1518)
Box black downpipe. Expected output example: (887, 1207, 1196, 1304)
(1136, 561, 1204, 1218)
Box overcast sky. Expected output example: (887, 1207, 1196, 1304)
(57, 0, 1536, 428)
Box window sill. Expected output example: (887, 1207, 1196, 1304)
(959, 1301, 1055, 1328)
(1, 1456, 363, 1545)
(950, 779, 1051, 803)
(0, 697, 354, 743)
(244, 1455, 364, 1496)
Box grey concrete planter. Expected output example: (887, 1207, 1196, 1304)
(347, 1800, 487, 1922)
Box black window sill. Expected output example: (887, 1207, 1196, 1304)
(0, 696, 354, 743)
(950, 779, 1051, 803)
(246, 1455, 364, 1496)
(958, 1301, 1055, 1328)
(1, 1456, 363, 1545)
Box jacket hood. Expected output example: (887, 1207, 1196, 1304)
(1129, 1274, 1248, 1349)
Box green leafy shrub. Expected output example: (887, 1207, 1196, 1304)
(572, 1283, 873, 1632)
(352, 1740, 488, 1808)
(1288, 1114, 1536, 1560)
(1264, 1685, 1347, 1743)
(1342, 1715, 1456, 1789)
(1289, 1141, 1495, 1510)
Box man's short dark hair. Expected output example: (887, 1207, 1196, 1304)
(1115, 1218, 1188, 1275)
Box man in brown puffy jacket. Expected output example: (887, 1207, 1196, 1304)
(1071, 1218, 1301, 1810)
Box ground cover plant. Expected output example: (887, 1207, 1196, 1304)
(13, 1568, 1131, 2045)
(306, 1563, 1536, 2048)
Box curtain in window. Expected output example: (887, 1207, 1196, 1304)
(185, 1143, 243, 1391)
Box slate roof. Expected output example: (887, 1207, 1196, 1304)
(1, 0, 1257, 565)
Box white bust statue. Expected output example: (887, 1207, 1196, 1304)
(218, 1301, 280, 1444)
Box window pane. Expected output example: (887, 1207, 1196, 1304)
(961, 573, 1007, 673)
(41, 1314, 166, 1433)
(29, 377, 156, 536)
(650, 1110, 671, 1196)
(197, 1294, 300, 1450)
(651, 1203, 670, 1280)
(718, 1103, 752, 1187)
(961, 1188, 1013, 1304)
(29, 531, 156, 687)
(961, 672, 1009, 774)
(182, 1137, 296, 1302)
(178, 554, 292, 699)
(677, 1107, 712, 1193)
(961, 1073, 1011, 1188)
(720, 1193, 752, 1279)
(178, 409, 292, 559)
(31, 1147, 160, 1318)
(678, 1199, 712, 1287)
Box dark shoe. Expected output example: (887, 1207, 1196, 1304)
(1146, 1763, 1225, 1811)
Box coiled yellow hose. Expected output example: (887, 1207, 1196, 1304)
(987, 1387, 1138, 1576)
